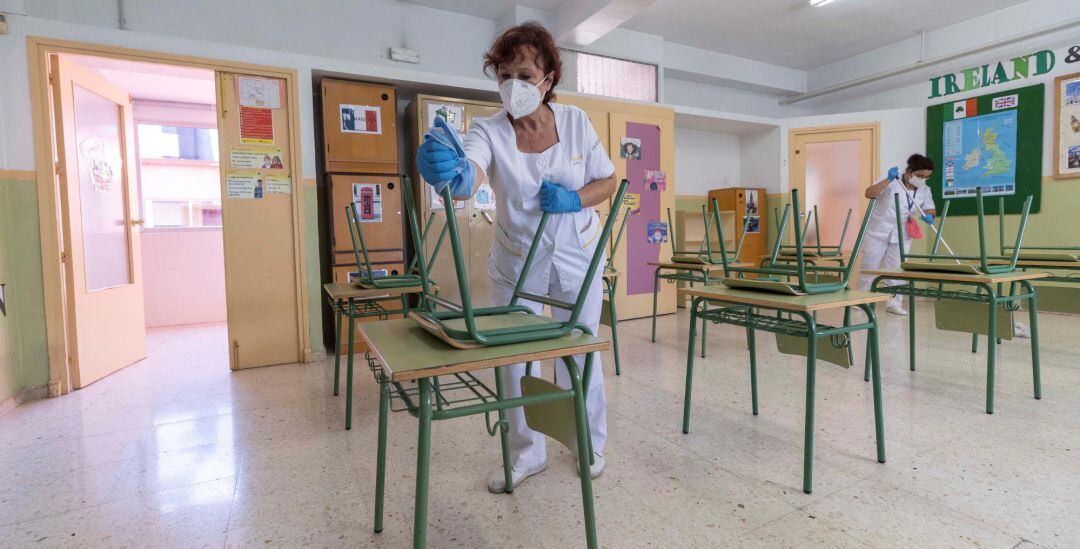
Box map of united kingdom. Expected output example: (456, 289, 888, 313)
(943, 110, 1017, 198)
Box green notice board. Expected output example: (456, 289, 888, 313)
(926, 83, 1043, 215)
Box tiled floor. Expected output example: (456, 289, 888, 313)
(1, 307, 1078, 548)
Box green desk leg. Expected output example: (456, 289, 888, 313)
(986, 293, 997, 414)
(682, 298, 700, 434)
(562, 356, 599, 549)
(651, 267, 661, 342)
(748, 325, 758, 416)
(802, 315, 818, 494)
(494, 367, 514, 493)
(346, 298, 356, 430)
(908, 281, 916, 371)
(700, 285, 708, 359)
(1026, 281, 1042, 400)
(843, 307, 854, 369)
(971, 287, 981, 353)
(863, 304, 873, 382)
(863, 304, 887, 464)
(333, 301, 342, 396)
(374, 378, 389, 533)
(413, 378, 433, 548)
(606, 277, 622, 376)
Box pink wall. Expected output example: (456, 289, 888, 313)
(140, 230, 226, 327)
(804, 140, 861, 248)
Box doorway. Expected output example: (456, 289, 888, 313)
(30, 39, 310, 396)
(788, 123, 879, 251)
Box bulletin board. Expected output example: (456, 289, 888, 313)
(925, 83, 1043, 215)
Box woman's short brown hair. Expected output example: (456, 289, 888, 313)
(482, 22, 562, 104)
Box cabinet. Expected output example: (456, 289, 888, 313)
(321, 79, 398, 173)
(708, 187, 767, 265)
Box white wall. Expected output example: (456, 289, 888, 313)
(739, 128, 783, 193)
(140, 230, 227, 328)
(675, 128, 740, 196)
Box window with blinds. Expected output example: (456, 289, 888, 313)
(559, 50, 658, 103)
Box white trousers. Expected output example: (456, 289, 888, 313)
(857, 234, 910, 307)
(490, 263, 607, 470)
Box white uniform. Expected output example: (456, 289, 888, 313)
(464, 103, 615, 469)
(857, 178, 936, 305)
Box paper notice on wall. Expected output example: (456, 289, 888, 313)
(340, 104, 382, 134)
(474, 183, 496, 211)
(646, 221, 668, 244)
(622, 192, 641, 214)
(427, 103, 465, 132)
(239, 106, 274, 143)
(430, 186, 467, 210)
(644, 170, 666, 191)
(352, 183, 383, 222)
(230, 147, 284, 169)
(266, 175, 292, 195)
(237, 76, 282, 108)
(227, 173, 261, 199)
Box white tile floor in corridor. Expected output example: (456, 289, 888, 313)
(1, 306, 1078, 548)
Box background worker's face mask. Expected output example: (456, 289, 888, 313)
(909, 176, 927, 188)
(499, 74, 549, 119)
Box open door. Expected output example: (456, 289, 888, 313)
(215, 71, 304, 369)
(50, 55, 146, 388)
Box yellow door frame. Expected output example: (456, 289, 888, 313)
(27, 37, 312, 396)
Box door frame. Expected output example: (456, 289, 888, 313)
(28, 37, 311, 396)
(787, 122, 880, 244)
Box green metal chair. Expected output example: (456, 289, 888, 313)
(898, 187, 1032, 275)
(603, 207, 631, 375)
(666, 204, 749, 265)
(718, 188, 876, 295)
(346, 201, 424, 289)
(996, 196, 1080, 261)
(776, 205, 852, 258)
(406, 176, 631, 348)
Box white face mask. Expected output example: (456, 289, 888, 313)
(499, 75, 548, 119)
(909, 176, 927, 188)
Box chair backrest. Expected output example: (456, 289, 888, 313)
(997, 195, 1079, 256)
(606, 207, 632, 271)
(345, 202, 377, 285)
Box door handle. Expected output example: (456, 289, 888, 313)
(131, 219, 145, 226)
(481, 211, 494, 224)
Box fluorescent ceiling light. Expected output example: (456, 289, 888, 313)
(809, 0, 838, 6)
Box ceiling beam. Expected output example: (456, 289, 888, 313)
(554, 0, 659, 47)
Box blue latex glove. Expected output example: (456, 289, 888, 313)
(887, 166, 899, 181)
(922, 213, 935, 224)
(417, 116, 475, 196)
(539, 180, 582, 213)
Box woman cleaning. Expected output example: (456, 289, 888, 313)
(414, 22, 616, 493)
(858, 154, 937, 315)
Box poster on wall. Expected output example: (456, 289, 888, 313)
(226, 173, 262, 199)
(352, 183, 383, 222)
(266, 175, 292, 195)
(230, 147, 283, 169)
(474, 183, 496, 211)
(239, 106, 274, 144)
(1055, 72, 1080, 179)
(644, 170, 666, 191)
(743, 189, 761, 233)
(646, 221, 668, 244)
(620, 137, 641, 159)
(622, 192, 641, 214)
(942, 109, 1018, 198)
(237, 76, 282, 109)
(427, 103, 465, 132)
(430, 187, 467, 210)
(340, 104, 382, 134)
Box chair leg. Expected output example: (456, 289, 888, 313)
(333, 305, 342, 396)
(866, 306, 886, 464)
(651, 268, 661, 342)
(494, 366, 514, 493)
(747, 326, 758, 415)
(565, 357, 599, 549)
(374, 379, 389, 532)
(345, 298, 356, 430)
(986, 297, 997, 414)
(682, 300, 699, 434)
(1027, 286, 1041, 400)
(802, 324, 818, 495)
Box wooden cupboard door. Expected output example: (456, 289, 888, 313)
(607, 112, 676, 320)
(216, 72, 303, 369)
(322, 79, 398, 173)
(51, 55, 146, 388)
(329, 174, 405, 268)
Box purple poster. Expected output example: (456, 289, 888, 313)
(625, 122, 661, 295)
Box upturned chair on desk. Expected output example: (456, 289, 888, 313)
(406, 176, 631, 349)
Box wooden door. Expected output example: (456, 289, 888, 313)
(789, 125, 878, 251)
(321, 79, 398, 173)
(329, 173, 405, 273)
(607, 112, 676, 320)
(464, 103, 502, 307)
(51, 55, 147, 388)
(216, 72, 303, 369)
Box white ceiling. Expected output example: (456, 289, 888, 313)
(65, 55, 216, 104)
(405, 0, 1031, 70)
(622, 0, 1031, 69)
(402, 0, 565, 19)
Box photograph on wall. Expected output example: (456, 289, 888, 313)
(340, 104, 382, 135)
(1056, 73, 1080, 178)
(352, 183, 383, 222)
(619, 137, 641, 160)
(646, 221, 668, 244)
(427, 103, 465, 132)
(644, 169, 666, 191)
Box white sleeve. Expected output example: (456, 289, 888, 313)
(582, 115, 615, 183)
(919, 189, 937, 213)
(463, 122, 493, 174)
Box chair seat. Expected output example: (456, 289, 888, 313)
(900, 261, 983, 275)
(410, 311, 562, 349)
(721, 277, 806, 296)
(1017, 252, 1080, 262)
(355, 274, 424, 289)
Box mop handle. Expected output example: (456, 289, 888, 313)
(908, 198, 962, 264)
